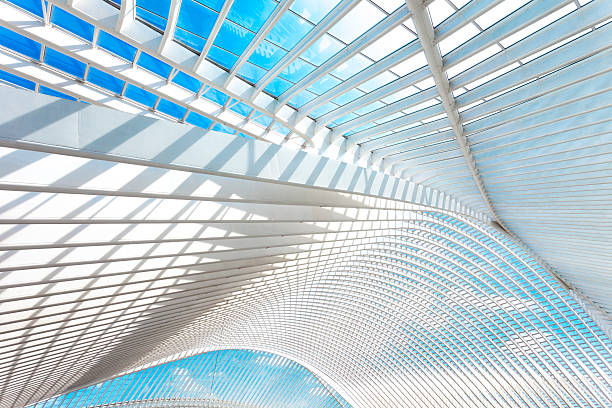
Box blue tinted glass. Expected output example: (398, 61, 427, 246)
(310, 102, 338, 118)
(124, 84, 157, 107)
(174, 27, 206, 51)
(332, 112, 358, 126)
(332, 88, 364, 105)
(248, 41, 286, 70)
(307, 74, 340, 94)
(196, 0, 225, 12)
(203, 87, 229, 105)
(186, 111, 213, 128)
(157, 99, 187, 119)
(331, 54, 372, 79)
(0, 27, 41, 59)
(172, 71, 202, 92)
(177, 0, 217, 41)
(7, 0, 43, 16)
(212, 123, 236, 134)
(136, 7, 167, 30)
(137, 52, 172, 78)
(137, 0, 171, 18)
(97, 31, 137, 61)
(0, 69, 35, 90)
(273, 123, 291, 135)
(253, 112, 273, 127)
(301, 34, 343, 66)
(229, 100, 252, 117)
(237, 132, 255, 139)
(51, 7, 94, 41)
(288, 89, 316, 108)
(208, 46, 238, 69)
(87, 66, 124, 94)
(228, 0, 278, 32)
(237, 62, 266, 83)
(266, 11, 312, 50)
(39, 86, 76, 100)
(279, 58, 315, 82)
(264, 77, 292, 96)
(214, 21, 254, 56)
(290, 0, 341, 24)
(44, 48, 86, 78)
(354, 101, 384, 116)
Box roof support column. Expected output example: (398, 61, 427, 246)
(404, 0, 505, 230)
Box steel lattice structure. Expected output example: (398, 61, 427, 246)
(0, 0, 611, 407)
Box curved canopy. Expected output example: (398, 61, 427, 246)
(0, 0, 611, 407)
(30, 349, 351, 408)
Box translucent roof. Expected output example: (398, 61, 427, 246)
(29, 349, 351, 408)
(0, 1, 611, 406)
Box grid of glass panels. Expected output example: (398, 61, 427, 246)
(0, 0, 601, 150)
(28, 349, 351, 408)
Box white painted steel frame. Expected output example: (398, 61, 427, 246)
(0, 88, 610, 408)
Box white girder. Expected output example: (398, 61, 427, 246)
(224, 0, 295, 88)
(194, 0, 234, 71)
(0, 1, 612, 407)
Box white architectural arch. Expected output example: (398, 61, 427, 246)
(0, 0, 611, 407)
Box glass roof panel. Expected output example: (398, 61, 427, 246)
(176, 0, 219, 47)
(208, 45, 239, 69)
(279, 58, 315, 82)
(172, 71, 203, 93)
(137, 52, 173, 78)
(358, 70, 396, 92)
(301, 34, 344, 66)
(307, 74, 341, 94)
(362, 25, 416, 61)
(227, 0, 279, 32)
(265, 76, 293, 96)
(288, 89, 316, 108)
(39, 85, 76, 100)
(266, 10, 313, 49)
(136, 7, 167, 30)
(237, 61, 267, 83)
(474, 0, 530, 29)
(427, 0, 455, 27)
(44, 48, 86, 79)
(328, 0, 386, 43)
(137, 0, 172, 20)
(372, 0, 405, 14)
(6, 0, 43, 17)
(311, 101, 339, 118)
(290, 0, 342, 24)
(331, 53, 372, 79)
(248, 41, 287, 70)
(51, 7, 95, 41)
(213, 20, 254, 60)
(0, 26, 41, 59)
(157, 98, 187, 119)
(97, 31, 137, 61)
(87, 66, 125, 94)
(332, 88, 365, 105)
(186, 111, 213, 128)
(124, 84, 157, 107)
(0, 68, 35, 90)
(203, 87, 230, 105)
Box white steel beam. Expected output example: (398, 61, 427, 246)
(115, 0, 136, 33)
(224, 0, 295, 88)
(193, 0, 235, 72)
(158, 0, 182, 54)
(275, 5, 411, 112)
(252, 0, 357, 99)
(404, 0, 502, 225)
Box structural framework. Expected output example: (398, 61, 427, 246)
(0, 0, 610, 407)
